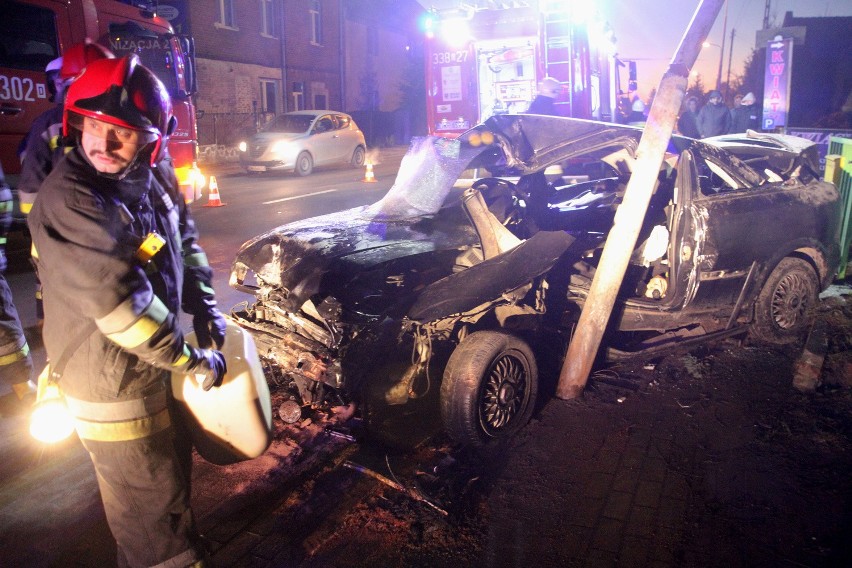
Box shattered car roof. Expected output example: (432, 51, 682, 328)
(703, 129, 822, 175)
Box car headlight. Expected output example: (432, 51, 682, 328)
(271, 140, 293, 156)
(238, 141, 247, 152)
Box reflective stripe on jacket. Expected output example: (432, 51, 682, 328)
(64, 389, 172, 442)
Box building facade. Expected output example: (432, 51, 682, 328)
(159, 0, 421, 146)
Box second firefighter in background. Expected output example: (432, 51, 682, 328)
(17, 40, 116, 325)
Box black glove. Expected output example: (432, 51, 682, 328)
(188, 348, 227, 391)
(193, 308, 227, 350)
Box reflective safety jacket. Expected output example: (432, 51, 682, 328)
(27, 148, 216, 440)
(18, 105, 66, 215)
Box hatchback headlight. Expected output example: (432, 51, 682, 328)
(272, 140, 294, 156)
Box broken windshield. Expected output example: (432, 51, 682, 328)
(365, 136, 507, 219)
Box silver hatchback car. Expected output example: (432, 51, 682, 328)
(238, 110, 366, 176)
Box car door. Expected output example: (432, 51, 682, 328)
(334, 113, 359, 159)
(665, 153, 702, 310)
(310, 114, 343, 165)
(327, 114, 354, 162)
(677, 145, 777, 313)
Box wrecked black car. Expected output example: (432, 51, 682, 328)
(229, 115, 842, 448)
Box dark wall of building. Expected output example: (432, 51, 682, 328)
(282, 0, 343, 111)
(189, 0, 283, 66)
(169, 0, 425, 145)
(782, 12, 852, 128)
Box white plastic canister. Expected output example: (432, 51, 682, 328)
(172, 317, 272, 465)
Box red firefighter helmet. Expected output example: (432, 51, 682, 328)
(64, 55, 176, 166)
(60, 39, 114, 81)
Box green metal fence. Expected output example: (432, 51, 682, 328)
(826, 136, 852, 280)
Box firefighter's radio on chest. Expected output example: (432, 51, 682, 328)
(136, 232, 166, 263)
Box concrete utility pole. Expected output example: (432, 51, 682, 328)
(726, 28, 736, 98)
(555, 0, 726, 400)
(715, 0, 728, 91)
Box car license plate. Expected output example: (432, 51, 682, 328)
(248, 165, 267, 172)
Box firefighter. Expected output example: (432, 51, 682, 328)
(18, 40, 115, 213)
(627, 95, 647, 126)
(0, 163, 34, 410)
(526, 76, 561, 116)
(17, 56, 62, 164)
(27, 54, 226, 567)
(18, 40, 114, 326)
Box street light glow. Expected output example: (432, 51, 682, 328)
(440, 17, 472, 47)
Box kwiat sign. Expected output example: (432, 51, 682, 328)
(762, 35, 793, 130)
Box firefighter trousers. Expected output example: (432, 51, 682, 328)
(81, 409, 204, 568)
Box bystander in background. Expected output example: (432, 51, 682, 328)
(729, 92, 760, 133)
(697, 90, 731, 138)
(677, 96, 702, 138)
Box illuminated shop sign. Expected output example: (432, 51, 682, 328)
(762, 36, 793, 131)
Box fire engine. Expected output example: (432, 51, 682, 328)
(423, 1, 622, 137)
(0, 0, 204, 202)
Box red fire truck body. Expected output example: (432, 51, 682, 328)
(425, 2, 620, 137)
(0, 0, 204, 202)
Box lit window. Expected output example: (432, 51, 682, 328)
(261, 0, 277, 37)
(310, 0, 323, 45)
(218, 0, 236, 28)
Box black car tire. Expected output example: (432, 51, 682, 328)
(441, 330, 538, 448)
(750, 257, 818, 344)
(295, 152, 313, 176)
(351, 145, 366, 167)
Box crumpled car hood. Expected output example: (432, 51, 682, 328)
(230, 137, 485, 310)
(231, 204, 477, 306)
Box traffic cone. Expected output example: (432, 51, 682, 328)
(204, 175, 226, 207)
(362, 161, 377, 183)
